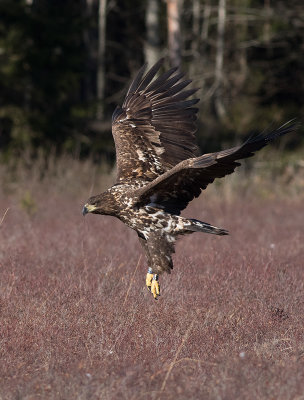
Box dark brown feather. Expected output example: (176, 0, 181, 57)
(135, 121, 297, 214)
(112, 59, 199, 184)
(138, 232, 175, 274)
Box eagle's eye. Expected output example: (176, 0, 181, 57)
(88, 197, 99, 206)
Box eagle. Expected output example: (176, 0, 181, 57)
(82, 58, 295, 299)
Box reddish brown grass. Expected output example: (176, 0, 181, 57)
(1, 162, 304, 399)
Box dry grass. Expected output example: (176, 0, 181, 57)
(1, 154, 304, 399)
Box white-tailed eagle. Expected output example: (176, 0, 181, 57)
(83, 59, 295, 299)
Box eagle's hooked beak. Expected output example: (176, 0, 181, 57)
(82, 204, 97, 216)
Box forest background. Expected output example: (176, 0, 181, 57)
(0, 0, 303, 163)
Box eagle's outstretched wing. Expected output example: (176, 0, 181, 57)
(135, 122, 296, 214)
(112, 59, 199, 184)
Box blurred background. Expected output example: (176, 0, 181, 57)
(0, 0, 303, 164)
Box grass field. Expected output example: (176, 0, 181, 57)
(1, 157, 304, 399)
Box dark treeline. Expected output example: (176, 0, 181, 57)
(0, 0, 303, 161)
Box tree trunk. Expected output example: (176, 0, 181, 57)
(96, 0, 107, 120)
(167, 0, 181, 67)
(235, 4, 248, 92)
(191, 0, 200, 57)
(214, 0, 226, 119)
(201, 1, 211, 43)
(144, 0, 161, 66)
(189, 0, 200, 78)
(83, 0, 95, 105)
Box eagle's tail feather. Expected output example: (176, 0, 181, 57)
(187, 218, 229, 236)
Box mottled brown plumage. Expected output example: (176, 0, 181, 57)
(111, 58, 199, 184)
(83, 59, 296, 299)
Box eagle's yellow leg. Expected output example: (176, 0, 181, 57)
(146, 268, 153, 291)
(146, 269, 160, 299)
(151, 276, 160, 299)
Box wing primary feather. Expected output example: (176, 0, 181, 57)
(153, 108, 198, 118)
(150, 73, 185, 96)
(154, 89, 198, 105)
(156, 99, 199, 111)
(150, 80, 193, 100)
(136, 58, 165, 93)
(124, 63, 148, 99)
(145, 67, 179, 94)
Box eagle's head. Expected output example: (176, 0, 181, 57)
(82, 191, 117, 216)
